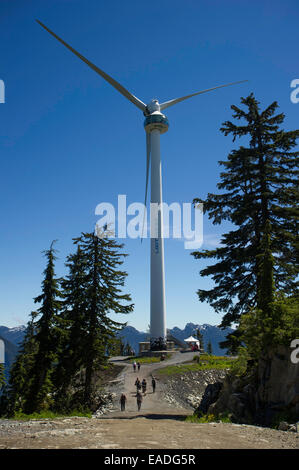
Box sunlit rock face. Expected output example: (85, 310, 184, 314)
(206, 345, 299, 426)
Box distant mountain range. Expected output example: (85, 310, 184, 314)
(0, 322, 233, 376)
(0, 326, 26, 347)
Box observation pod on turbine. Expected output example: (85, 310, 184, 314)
(144, 113, 169, 134)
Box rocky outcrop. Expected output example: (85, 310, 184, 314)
(256, 346, 299, 420)
(161, 369, 228, 410)
(206, 345, 299, 426)
(195, 382, 223, 416)
(93, 392, 116, 416)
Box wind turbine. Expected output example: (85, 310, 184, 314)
(36, 20, 247, 351)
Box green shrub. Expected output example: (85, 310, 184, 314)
(229, 347, 251, 377)
(217, 411, 233, 423)
(186, 413, 216, 423)
(186, 412, 232, 424)
(158, 358, 235, 376)
(7, 409, 92, 421)
(239, 295, 299, 359)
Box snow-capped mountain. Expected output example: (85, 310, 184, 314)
(0, 325, 26, 347)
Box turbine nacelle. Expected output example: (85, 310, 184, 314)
(144, 100, 169, 133)
(146, 99, 160, 114)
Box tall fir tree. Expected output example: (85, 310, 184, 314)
(0, 338, 4, 392)
(23, 241, 62, 414)
(71, 232, 133, 406)
(7, 320, 37, 415)
(53, 246, 88, 410)
(207, 340, 213, 355)
(106, 336, 126, 357)
(0, 362, 7, 416)
(195, 328, 204, 349)
(192, 94, 298, 336)
(0, 364, 5, 391)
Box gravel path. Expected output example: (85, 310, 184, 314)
(101, 352, 196, 417)
(0, 416, 297, 449)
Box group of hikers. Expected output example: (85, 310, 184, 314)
(132, 360, 140, 372)
(119, 360, 157, 412)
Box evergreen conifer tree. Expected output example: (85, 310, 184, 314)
(0, 338, 4, 392)
(7, 320, 37, 414)
(0, 364, 5, 391)
(196, 328, 204, 349)
(71, 232, 134, 406)
(192, 94, 298, 339)
(53, 246, 88, 410)
(23, 241, 62, 414)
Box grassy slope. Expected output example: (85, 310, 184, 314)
(157, 354, 236, 376)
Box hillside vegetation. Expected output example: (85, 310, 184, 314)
(158, 355, 236, 376)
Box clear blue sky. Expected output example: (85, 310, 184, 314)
(0, 0, 298, 330)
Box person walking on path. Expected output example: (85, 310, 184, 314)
(133, 361, 137, 372)
(120, 393, 127, 411)
(152, 377, 156, 393)
(135, 377, 141, 393)
(137, 361, 141, 372)
(136, 391, 143, 411)
(141, 378, 147, 395)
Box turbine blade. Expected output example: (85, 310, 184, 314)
(160, 80, 248, 110)
(141, 133, 151, 242)
(36, 20, 146, 112)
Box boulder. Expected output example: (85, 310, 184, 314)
(278, 421, 289, 431)
(287, 424, 297, 433)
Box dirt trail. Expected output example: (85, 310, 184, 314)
(103, 352, 195, 417)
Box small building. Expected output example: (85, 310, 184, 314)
(184, 335, 200, 351)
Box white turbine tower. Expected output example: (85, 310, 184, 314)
(36, 20, 247, 351)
